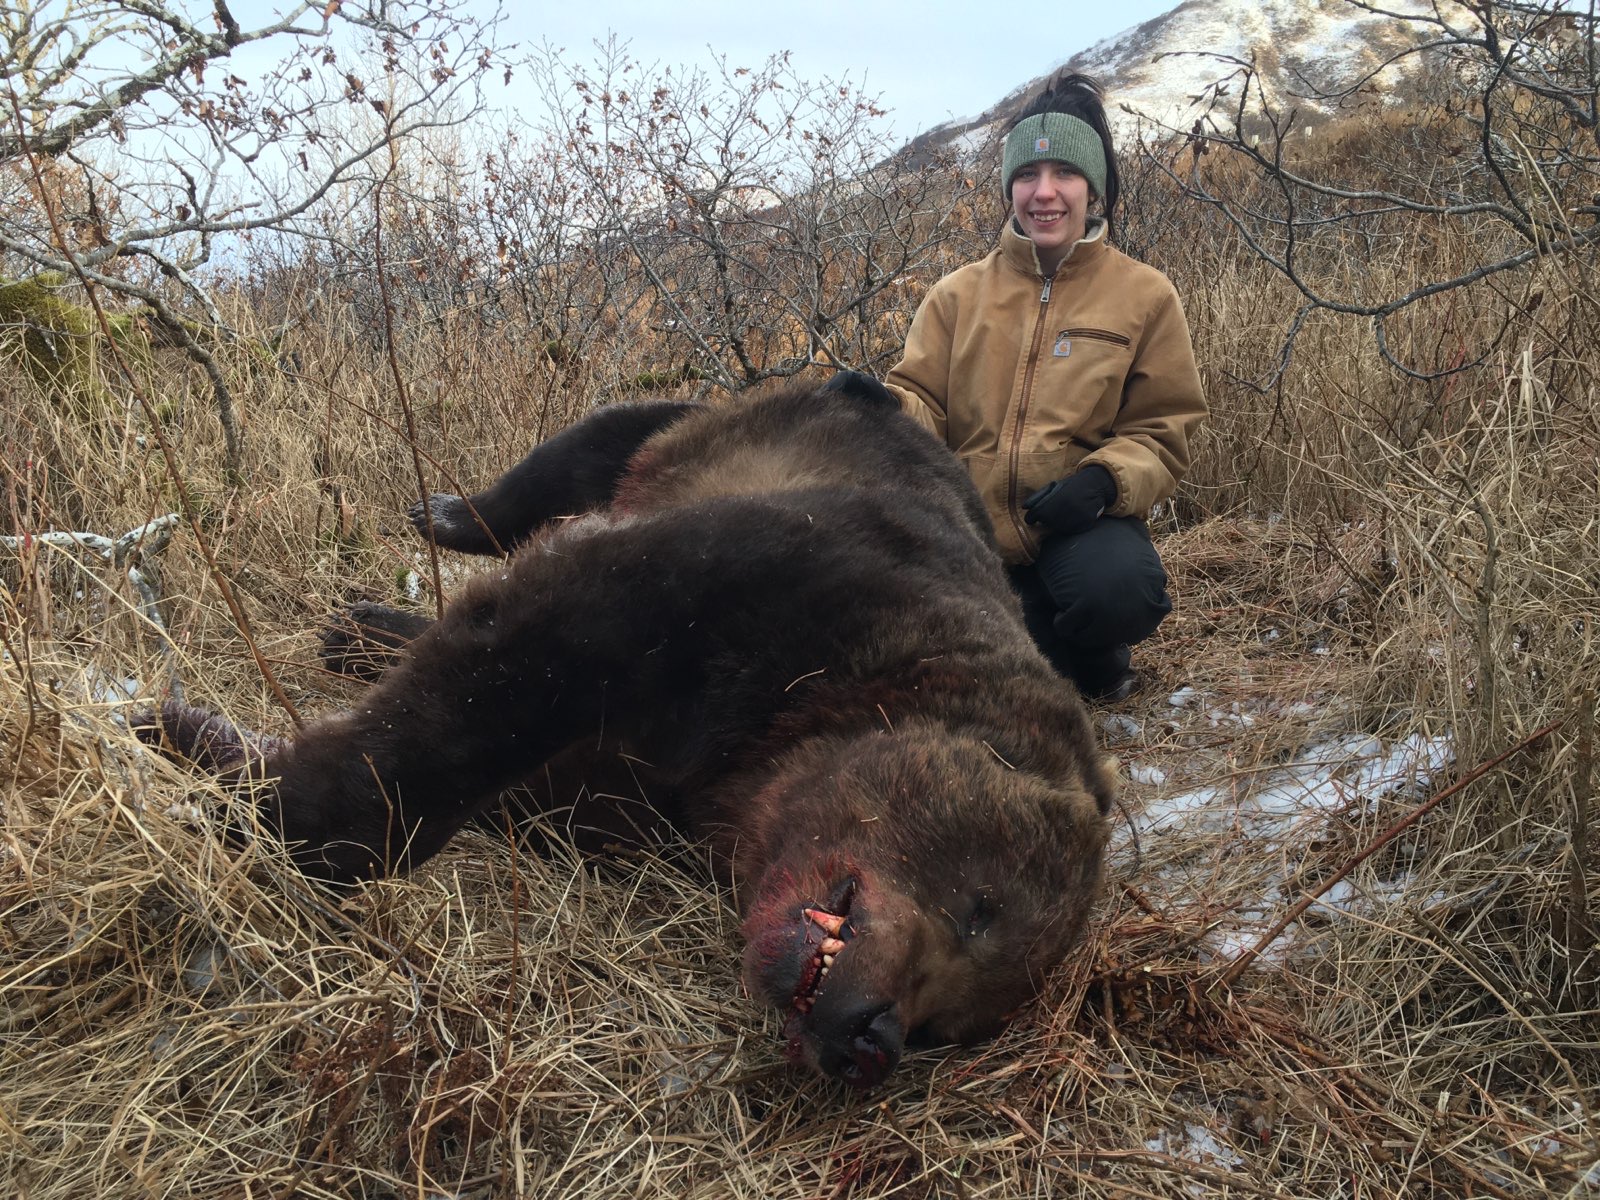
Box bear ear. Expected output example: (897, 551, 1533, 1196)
(1091, 754, 1120, 817)
(820, 369, 896, 410)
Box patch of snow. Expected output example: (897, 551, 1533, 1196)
(1134, 783, 1227, 837)
(1099, 712, 1144, 743)
(1118, 724, 1458, 969)
(1305, 878, 1357, 916)
(947, 127, 992, 162)
(1350, 732, 1454, 800)
(1203, 702, 1256, 728)
(1145, 1119, 1245, 1188)
(82, 666, 143, 705)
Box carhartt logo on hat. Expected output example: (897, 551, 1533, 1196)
(1035, 136, 1050, 153)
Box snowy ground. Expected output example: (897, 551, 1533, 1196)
(1102, 686, 1454, 967)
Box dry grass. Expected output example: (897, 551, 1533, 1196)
(2, 520, 1594, 1198)
(4, 122, 1599, 1198)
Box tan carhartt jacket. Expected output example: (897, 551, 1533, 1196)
(886, 219, 1206, 565)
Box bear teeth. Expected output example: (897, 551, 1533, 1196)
(792, 902, 854, 1014)
(794, 938, 844, 1013)
(804, 907, 846, 936)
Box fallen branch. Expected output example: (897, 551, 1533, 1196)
(2, 514, 183, 697)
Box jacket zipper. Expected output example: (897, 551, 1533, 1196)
(1006, 276, 1055, 548)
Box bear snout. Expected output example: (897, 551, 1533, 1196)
(779, 933, 911, 1090)
(807, 999, 905, 1089)
(761, 874, 933, 1088)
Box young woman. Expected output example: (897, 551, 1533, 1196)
(886, 74, 1206, 700)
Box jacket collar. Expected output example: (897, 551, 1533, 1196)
(1000, 216, 1108, 280)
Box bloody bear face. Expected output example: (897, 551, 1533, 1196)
(732, 731, 1110, 1088)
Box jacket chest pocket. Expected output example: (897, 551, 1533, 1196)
(1048, 327, 1131, 358)
(1036, 328, 1135, 444)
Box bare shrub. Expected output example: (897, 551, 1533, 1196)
(521, 40, 993, 393)
(1118, 1, 1600, 1127)
(1, 0, 506, 473)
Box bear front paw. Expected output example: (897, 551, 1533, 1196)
(407, 493, 498, 553)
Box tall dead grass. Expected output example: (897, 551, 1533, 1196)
(2, 107, 1597, 1197)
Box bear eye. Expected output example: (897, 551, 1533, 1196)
(966, 894, 997, 938)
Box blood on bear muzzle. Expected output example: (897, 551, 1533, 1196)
(778, 878, 907, 1089)
(786, 876, 857, 1015)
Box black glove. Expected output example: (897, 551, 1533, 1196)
(1023, 464, 1116, 536)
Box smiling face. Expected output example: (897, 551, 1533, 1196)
(1010, 160, 1092, 274)
(734, 731, 1113, 1088)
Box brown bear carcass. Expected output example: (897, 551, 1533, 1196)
(146, 372, 1114, 1089)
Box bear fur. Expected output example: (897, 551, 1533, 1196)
(144, 372, 1113, 1089)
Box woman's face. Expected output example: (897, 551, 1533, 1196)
(1010, 161, 1090, 272)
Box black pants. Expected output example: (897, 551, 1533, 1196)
(1008, 516, 1172, 692)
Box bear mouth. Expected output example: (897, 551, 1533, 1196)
(790, 878, 857, 1016)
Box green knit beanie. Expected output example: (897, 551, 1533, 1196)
(1002, 113, 1107, 201)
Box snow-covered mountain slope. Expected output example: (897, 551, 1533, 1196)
(905, 0, 1442, 156)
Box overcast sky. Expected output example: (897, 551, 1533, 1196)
(487, 1, 1178, 142)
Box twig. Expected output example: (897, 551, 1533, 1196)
(372, 102, 446, 621)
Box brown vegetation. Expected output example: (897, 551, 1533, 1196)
(2, 4, 1597, 1196)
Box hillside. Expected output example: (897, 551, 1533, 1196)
(904, 0, 1439, 157)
